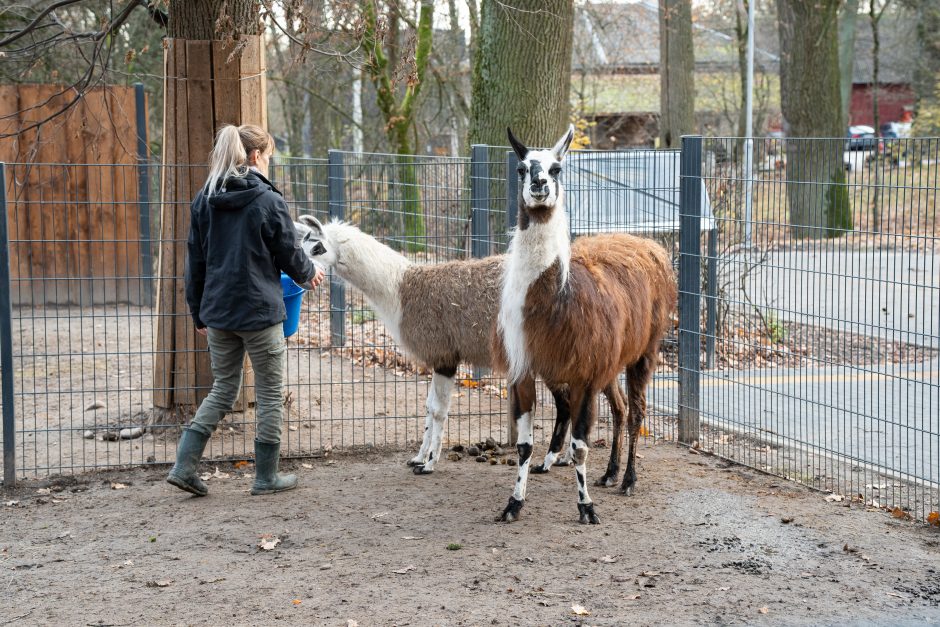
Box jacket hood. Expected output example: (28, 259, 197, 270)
(207, 171, 271, 211)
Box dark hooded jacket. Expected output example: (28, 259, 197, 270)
(185, 169, 315, 331)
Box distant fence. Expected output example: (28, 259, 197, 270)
(676, 135, 939, 524)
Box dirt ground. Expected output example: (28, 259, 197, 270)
(3, 442, 939, 626)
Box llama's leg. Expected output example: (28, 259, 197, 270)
(531, 386, 570, 474)
(407, 412, 434, 467)
(500, 376, 537, 522)
(570, 386, 601, 524)
(621, 355, 655, 495)
(595, 381, 627, 487)
(411, 367, 456, 474)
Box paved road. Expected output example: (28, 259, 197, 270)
(721, 249, 939, 348)
(650, 360, 940, 486)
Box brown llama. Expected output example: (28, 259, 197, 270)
(494, 126, 677, 524)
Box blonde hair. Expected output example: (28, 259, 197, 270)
(204, 124, 274, 197)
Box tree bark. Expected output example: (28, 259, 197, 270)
(914, 0, 940, 114)
(839, 0, 860, 125)
(659, 0, 695, 148)
(167, 0, 260, 39)
(778, 0, 851, 238)
(153, 0, 264, 419)
(469, 0, 574, 147)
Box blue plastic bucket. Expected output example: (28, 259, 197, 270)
(280, 272, 306, 338)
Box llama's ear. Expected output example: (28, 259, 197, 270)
(507, 127, 528, 161)
(551, 124, 575, 162)
(297, 214, 324, 236)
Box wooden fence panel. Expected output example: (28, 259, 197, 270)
(0, 84, 146, 306)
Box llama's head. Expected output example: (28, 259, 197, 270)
(294, 215, 338, 268)
(507, 125, 574, 227)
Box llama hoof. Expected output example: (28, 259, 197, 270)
(619, 484, 635, 496)
(552, 458, 572, 467)
(594, 474, 619, 488)
(406, 457, 425, 467)
(578, 502, 601, 525)
(499, 497, 525, 522)
(411, 464, 434, 475)
(530, 463, 550, 474)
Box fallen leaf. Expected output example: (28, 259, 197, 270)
(147, 579, 172, 588)
(233, 460, 250, 470)
(824, 494, 844, 502)
(111, 482, 127, 490)
(301, 463, 313, 469)
(200, 467, 230, 481)
(292, 599, 302, 606)
(258, 535, 281, 551)
(719, 586, 730, 591)
(3, 500, 19, 507)
(123, 559, 134, 567)
(347, 621, 359, 627)
(392, 565, 416, 574)
(458, 378, 480, 389)
(319, 563, 332, 570)
(639, 425, 650, 437)
(401, 536, 424, 540)
(758, 606, 769, 614)
(865, 483, 887, 490)
(891, 507, 912, 521)
(571, 605, 591, 616)
(36, 488, 51, 495)
(628, 594, 641, 600)
(928, 511, 940, 526)
(598, 555, 618, 564)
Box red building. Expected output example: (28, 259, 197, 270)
(848, 14, 917, 128)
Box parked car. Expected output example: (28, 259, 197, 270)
(846, 125, 879, 151)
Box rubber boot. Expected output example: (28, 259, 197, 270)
(250, 440, 297, 495)
(166, 428, 210, 496)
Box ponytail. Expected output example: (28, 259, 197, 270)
(204, 124, 274, 197)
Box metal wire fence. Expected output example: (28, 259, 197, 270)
(677, 135, 939, 524)
(0, 146, 680, 485)
(4, 137, 936, 526)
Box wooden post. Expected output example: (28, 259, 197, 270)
(153, 35, 267, 416)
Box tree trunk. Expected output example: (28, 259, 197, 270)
(361, 0, 433, 251)
(734, 0, 747, 159)
(153, 0, 263, 420)
(778, 0, 851, 239)
(914, 0, 940, 115)
(839, 0, 860, 124)
(870, 0, 890, 232)
(658, 0, 695, 149)
(469, 0, 575, 146)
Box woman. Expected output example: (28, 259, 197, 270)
(166, 124, 325, 497)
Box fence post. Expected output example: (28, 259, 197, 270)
(505, 150, 519, 232)
(705, 227, 718, 369)
(134, 83, 154, 307)
(469, 145, 490, 258)
(678, 136, 703, 445)
(327, 150, 346, 347)
(0, 163, 16, 488)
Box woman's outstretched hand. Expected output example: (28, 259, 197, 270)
(309, 267, 326, 289)
(196, 327, 208, 337)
